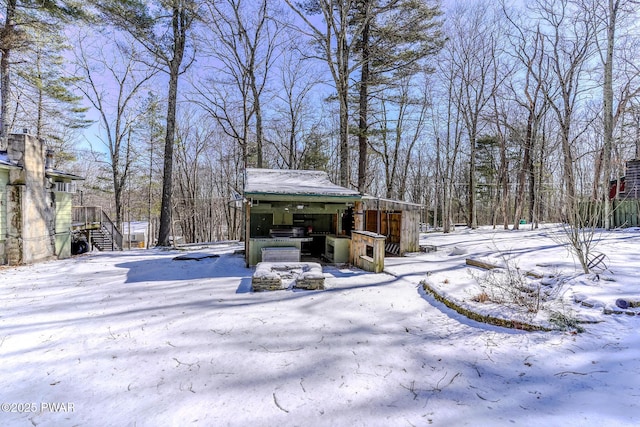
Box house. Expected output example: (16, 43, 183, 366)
(614, 159, 640, 200)
(121, 221, 149, 249)
(604, 159, 640, 227)
(242, 168, 421, 269)
(0, 133, 83, 265)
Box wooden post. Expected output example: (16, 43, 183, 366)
(245, 200, 251, 267)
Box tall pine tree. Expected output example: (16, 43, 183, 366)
(352, 0, 444, 192)
(93, 0, 198, 246)
(0, 0, 85, 145)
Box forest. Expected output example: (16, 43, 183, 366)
(1, 0, 639, 245)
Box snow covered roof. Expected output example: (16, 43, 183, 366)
(46, 168, 84, 181)
(0, 152, 20, 169)
(0, 152, 82, 181)
(360, 194, 423, 211)
(244, 168, 360, 200)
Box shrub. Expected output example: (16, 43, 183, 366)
(473, 261, 544, 314)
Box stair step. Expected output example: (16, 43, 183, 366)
(90, 227, 120, 251)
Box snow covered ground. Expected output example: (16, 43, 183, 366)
(1, 225, 639, 426)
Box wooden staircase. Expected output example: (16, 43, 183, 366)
(72, 207, 123, 252)
(90, 225, 120, 251)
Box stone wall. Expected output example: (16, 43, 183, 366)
(0, 169, 7, 264)
(5, 134, 55, 264)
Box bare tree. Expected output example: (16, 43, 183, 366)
(533, 0, 595, 224)
(199, 0, 282, 169)
(73, 33, 158, 228)
(434, 42, 466, 232)
(94, 0, 198, 247)
(447, 2, 502, 229)
(173, 108, 212, 243)
(503, 10, 552, 230)
(138, 92, 165, 248)
(592, 0, 640, 228)
(270, 46, 323, 169)
(369, 73, 429, 199)
(285, 0, 368, 187)
(209, 132, 244, 240)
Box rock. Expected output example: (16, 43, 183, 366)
(616, 298, 629, 309)
(252, 261, 324, 291)
(450, 246, 467, 256)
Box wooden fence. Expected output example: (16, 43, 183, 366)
(611, 199, 640, 227)
(582, 200, 640, 228)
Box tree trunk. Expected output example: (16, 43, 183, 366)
(513, 112, 534, 230)
(528, 141, 537, 227)
(288, 107, 296, 168)
(252, 81, 264, 168)
(500, 137, 509, 230)
(338, 36, 350, 188)
(0, 0, 17, 142)
(157, 69, 177, 246)
(148, 131, 154, 248)
(434, 136, 440, 230)
(468, 132, 477, 229)
(157, 6, 187, 247)
(357, 16, 370, 193)
(602, 0, 618, 230)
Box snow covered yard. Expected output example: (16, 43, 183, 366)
(1, 227, 639, 426)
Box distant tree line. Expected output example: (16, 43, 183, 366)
(1, 0, 639, 244)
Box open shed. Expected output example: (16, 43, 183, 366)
(355, 196, 421, 256)
(243, 168, 423, 268)
(243, 168, 361, 266)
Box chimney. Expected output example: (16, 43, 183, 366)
(45, 148, 54, 170)
(0, 123, 7, 151)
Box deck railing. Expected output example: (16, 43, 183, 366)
(72, 206, 102, 226)
(72, 206, 123, 250)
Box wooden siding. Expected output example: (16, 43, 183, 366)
(55, 191, 72, 233)
(364, 210, 400, 242)
(55, 191, 72, 259)
(401, 210, 420, 253)
(619, 160, 640, 199)
(362, 209, 419, 254)
(351, 231, 385, 273)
